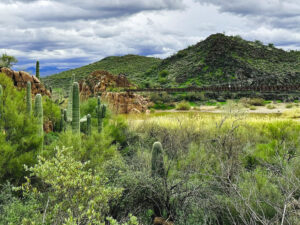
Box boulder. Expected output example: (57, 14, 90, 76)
(0, 67, 51, 96)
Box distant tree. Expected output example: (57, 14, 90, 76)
(268, 43, 275, 48)
(0, 53, 18, 68)
(255, 40, 263, 45)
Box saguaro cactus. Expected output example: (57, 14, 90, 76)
(36, 61, 40, 79)
(26, 81, 32, 115)
(67, 74, 75, 121)
(63, 109, 67, 122)
(34, 94, 43, 138)
(60, 109, 65, 132)
(97, 103, 106, 133)
(72, 82, 80, 134)
(151, 142, 165, 177)
(0, 84, 3, 124)
(87, 114, 91, 136)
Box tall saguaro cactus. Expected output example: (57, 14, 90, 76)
(96, 99, 106, 133)
(26, 81, 32, 115)
(151, 142, 165, 178)
(0, 84, 3, 127)
(87, 114, 91, 136)
(72, 82, 80, 134)
(34, 94, 43, 138)
(67, 74, 75, 121)
(63, 109, 67, 122)
(60, 109, 65, 132)
(36, 61, 40, 80)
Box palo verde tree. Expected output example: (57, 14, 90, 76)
(0, 73, 41, 184)
(0, 53, 18, 68)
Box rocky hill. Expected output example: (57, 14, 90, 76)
(146, 33, 300, 87)
(42, 55, 161, 90)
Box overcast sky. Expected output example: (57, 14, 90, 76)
(1, 0, 299, 76)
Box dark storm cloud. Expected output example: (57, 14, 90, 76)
(194, 0, 300, 30)
(3, 0, 185, 23)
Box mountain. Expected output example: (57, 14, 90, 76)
(145, 33, 300, 87)
(43, 33, 300, 90)
(42, 55, 161, 89)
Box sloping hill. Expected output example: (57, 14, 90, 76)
(42, 54, 161, 89)
(146, 33, 300, 87)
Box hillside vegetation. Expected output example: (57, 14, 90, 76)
(42, 54, 161, 89)
(43, 34, 300, 90)
(146, 33, 300, 87)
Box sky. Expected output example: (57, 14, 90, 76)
(1, 0, 300, 76)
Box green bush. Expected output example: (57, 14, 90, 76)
(158, 70, 169, 78)
(286, 104, 293, 108)
(176, 101, 191, 110)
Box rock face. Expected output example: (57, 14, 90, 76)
(0, 67, 51, 96)
(79, 70, 149, 114)
(101, 92, 149, 114)
(79, 70, 132, 99)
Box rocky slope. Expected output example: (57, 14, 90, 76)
(0, 67, 51, 96)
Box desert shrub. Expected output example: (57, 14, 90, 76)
(266, 104, 276, 109)
(80, 97, 98, 118)
(240, 97, 265, 106)
(158, 70, 169, 78)
(286, 103, 293, 108)
(28, 146, 122, 224)
(42, 96, 61, 131)
(249, 106, 257, 110)
(176, 101, 191, 110)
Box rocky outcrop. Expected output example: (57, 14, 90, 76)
(0, 67, 50, 96)
(79, 70, 133, 99)
(101, 92, 149, 114)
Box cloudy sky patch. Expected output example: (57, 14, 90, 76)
(0, 0, 299, 76)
